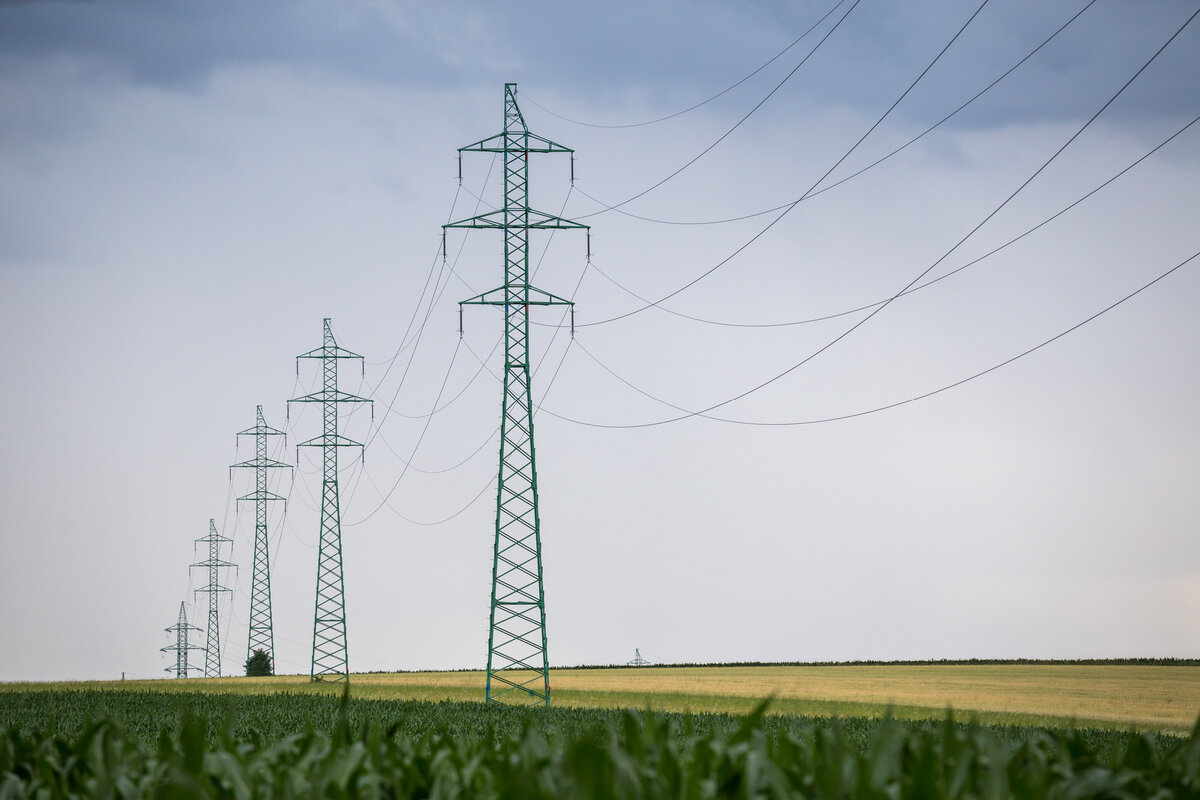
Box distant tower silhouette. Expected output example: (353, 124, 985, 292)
(161, 601, 204, 678)
(191, 519, 234, 677)
(627, 648, 651, 666)
(232, 405, 290, 673)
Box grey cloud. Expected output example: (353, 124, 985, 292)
(0, 0, 1195, 129)
(508, 1, 1200, 130)
(0, 0, 465, 89)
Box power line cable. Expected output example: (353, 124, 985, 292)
(542, 7, 1199, 428)
(354, 227, 591, 526)
(367, 181, 464, 369)
(334, 156, 497, 525)
(361, 330, 499, 422)
(368, 335, 581, 528)
(349, 182, 580, 496)
(520, 0, 849, 130)
(355, 254, 453, 440)
(366, 347, 492, 420)
(345, 338, 465, 526)
(329, 160, 498, 514)
(563, 110, 1200, 331)
(359, 155, 497, 444)
(359, 394, 500, 474)
(565, 0, 1097, 228)
(554, 248, 1199, 427)
(359, 468, 496, 528)
(571, 0, 993, 329)
(568, 0, 863, 218)
(335, 132, 586, 529)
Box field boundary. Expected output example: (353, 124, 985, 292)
(352, 657, 1200, 675)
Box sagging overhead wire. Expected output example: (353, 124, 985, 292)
(383, 333, 580, 529)
(571, 0, 993, 330)
(520, 0, 849, 130)
(567, 110, 1200, 331)
(352, 338, 502, 476)
(353, 185, 592, 527)
(541, 6, 1200, 429)
(366, 184, 462, 370)
(363, 336, 498, 421)
(264, 374, 311, 573)
(365, 160, 490, 373)
(285, 159, 496, 538)
(566, 0, 863, 219)
(360, 469, 496, 527)
(565, 0, 1097, 229)
(350, 333, 579, 528)
(349, 182, 577, 492)
(356, 154, 498, 449)
(555, 247, 1200, 428)
(345, 337, 465, 527)
(455, 228, 591, 405)
(357, 252, 453, 432)
(359, 341, 502, 476)
(366, 174, 477, 371)
(356, 179, 565, 427)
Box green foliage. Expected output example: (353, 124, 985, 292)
(0, 690, 1196, 798)
(244, 649, 273, 677)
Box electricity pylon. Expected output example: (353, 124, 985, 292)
(628, 649, 651, 666)
(232, 405, 290, 674)
(444, 83, 588, 706)
(190, 519, 234, 677)
(289, 318, 370, 682)
(161, 601, 203, 679)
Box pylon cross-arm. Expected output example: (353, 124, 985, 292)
(461, 285, 574, 307)
(445, 208, 588, 231)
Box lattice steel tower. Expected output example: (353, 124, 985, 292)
(161, 601, 203, 679)
(289, 318, 370, 682)
(628, 648, 651, 666)
(445, 83, 588, 706)
(232, 405, 290, 674)
(191, 519, 234, 677)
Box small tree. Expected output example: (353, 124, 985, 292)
(245, 649, 273, 677)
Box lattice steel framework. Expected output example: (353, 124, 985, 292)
(289, 318, 370, 682)
(231, 405, 290, 674)
(161, 601, 203, 679)
(445, 83, 587, 706)
(191, 519, 234, 677)
(628, 648, 651, 666)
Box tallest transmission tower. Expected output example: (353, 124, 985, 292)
(445, 83, 588, 706)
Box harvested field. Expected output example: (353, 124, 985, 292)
(6, 663, 1198, 732)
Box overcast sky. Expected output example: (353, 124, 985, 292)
(1, 0, 1198, 682)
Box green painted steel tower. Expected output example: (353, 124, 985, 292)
(289, 319, 370, 682)
(231, 405, 290, 674)
(191, 519, 234, 677)
(161, 601, 203, 679)
(445, 83, 588, 706)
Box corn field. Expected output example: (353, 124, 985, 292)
(1, 690, 1197, 798)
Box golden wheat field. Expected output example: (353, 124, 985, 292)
(6, 663, 1200, 732)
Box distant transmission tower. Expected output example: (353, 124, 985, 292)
(231, 405, 290, 674)
(161, 601, 203, 678)
(628, 649, 651, 666)
(191, 518, 234, 677)
(289, 318, 370, 682)
(445, 83, 588, 706)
